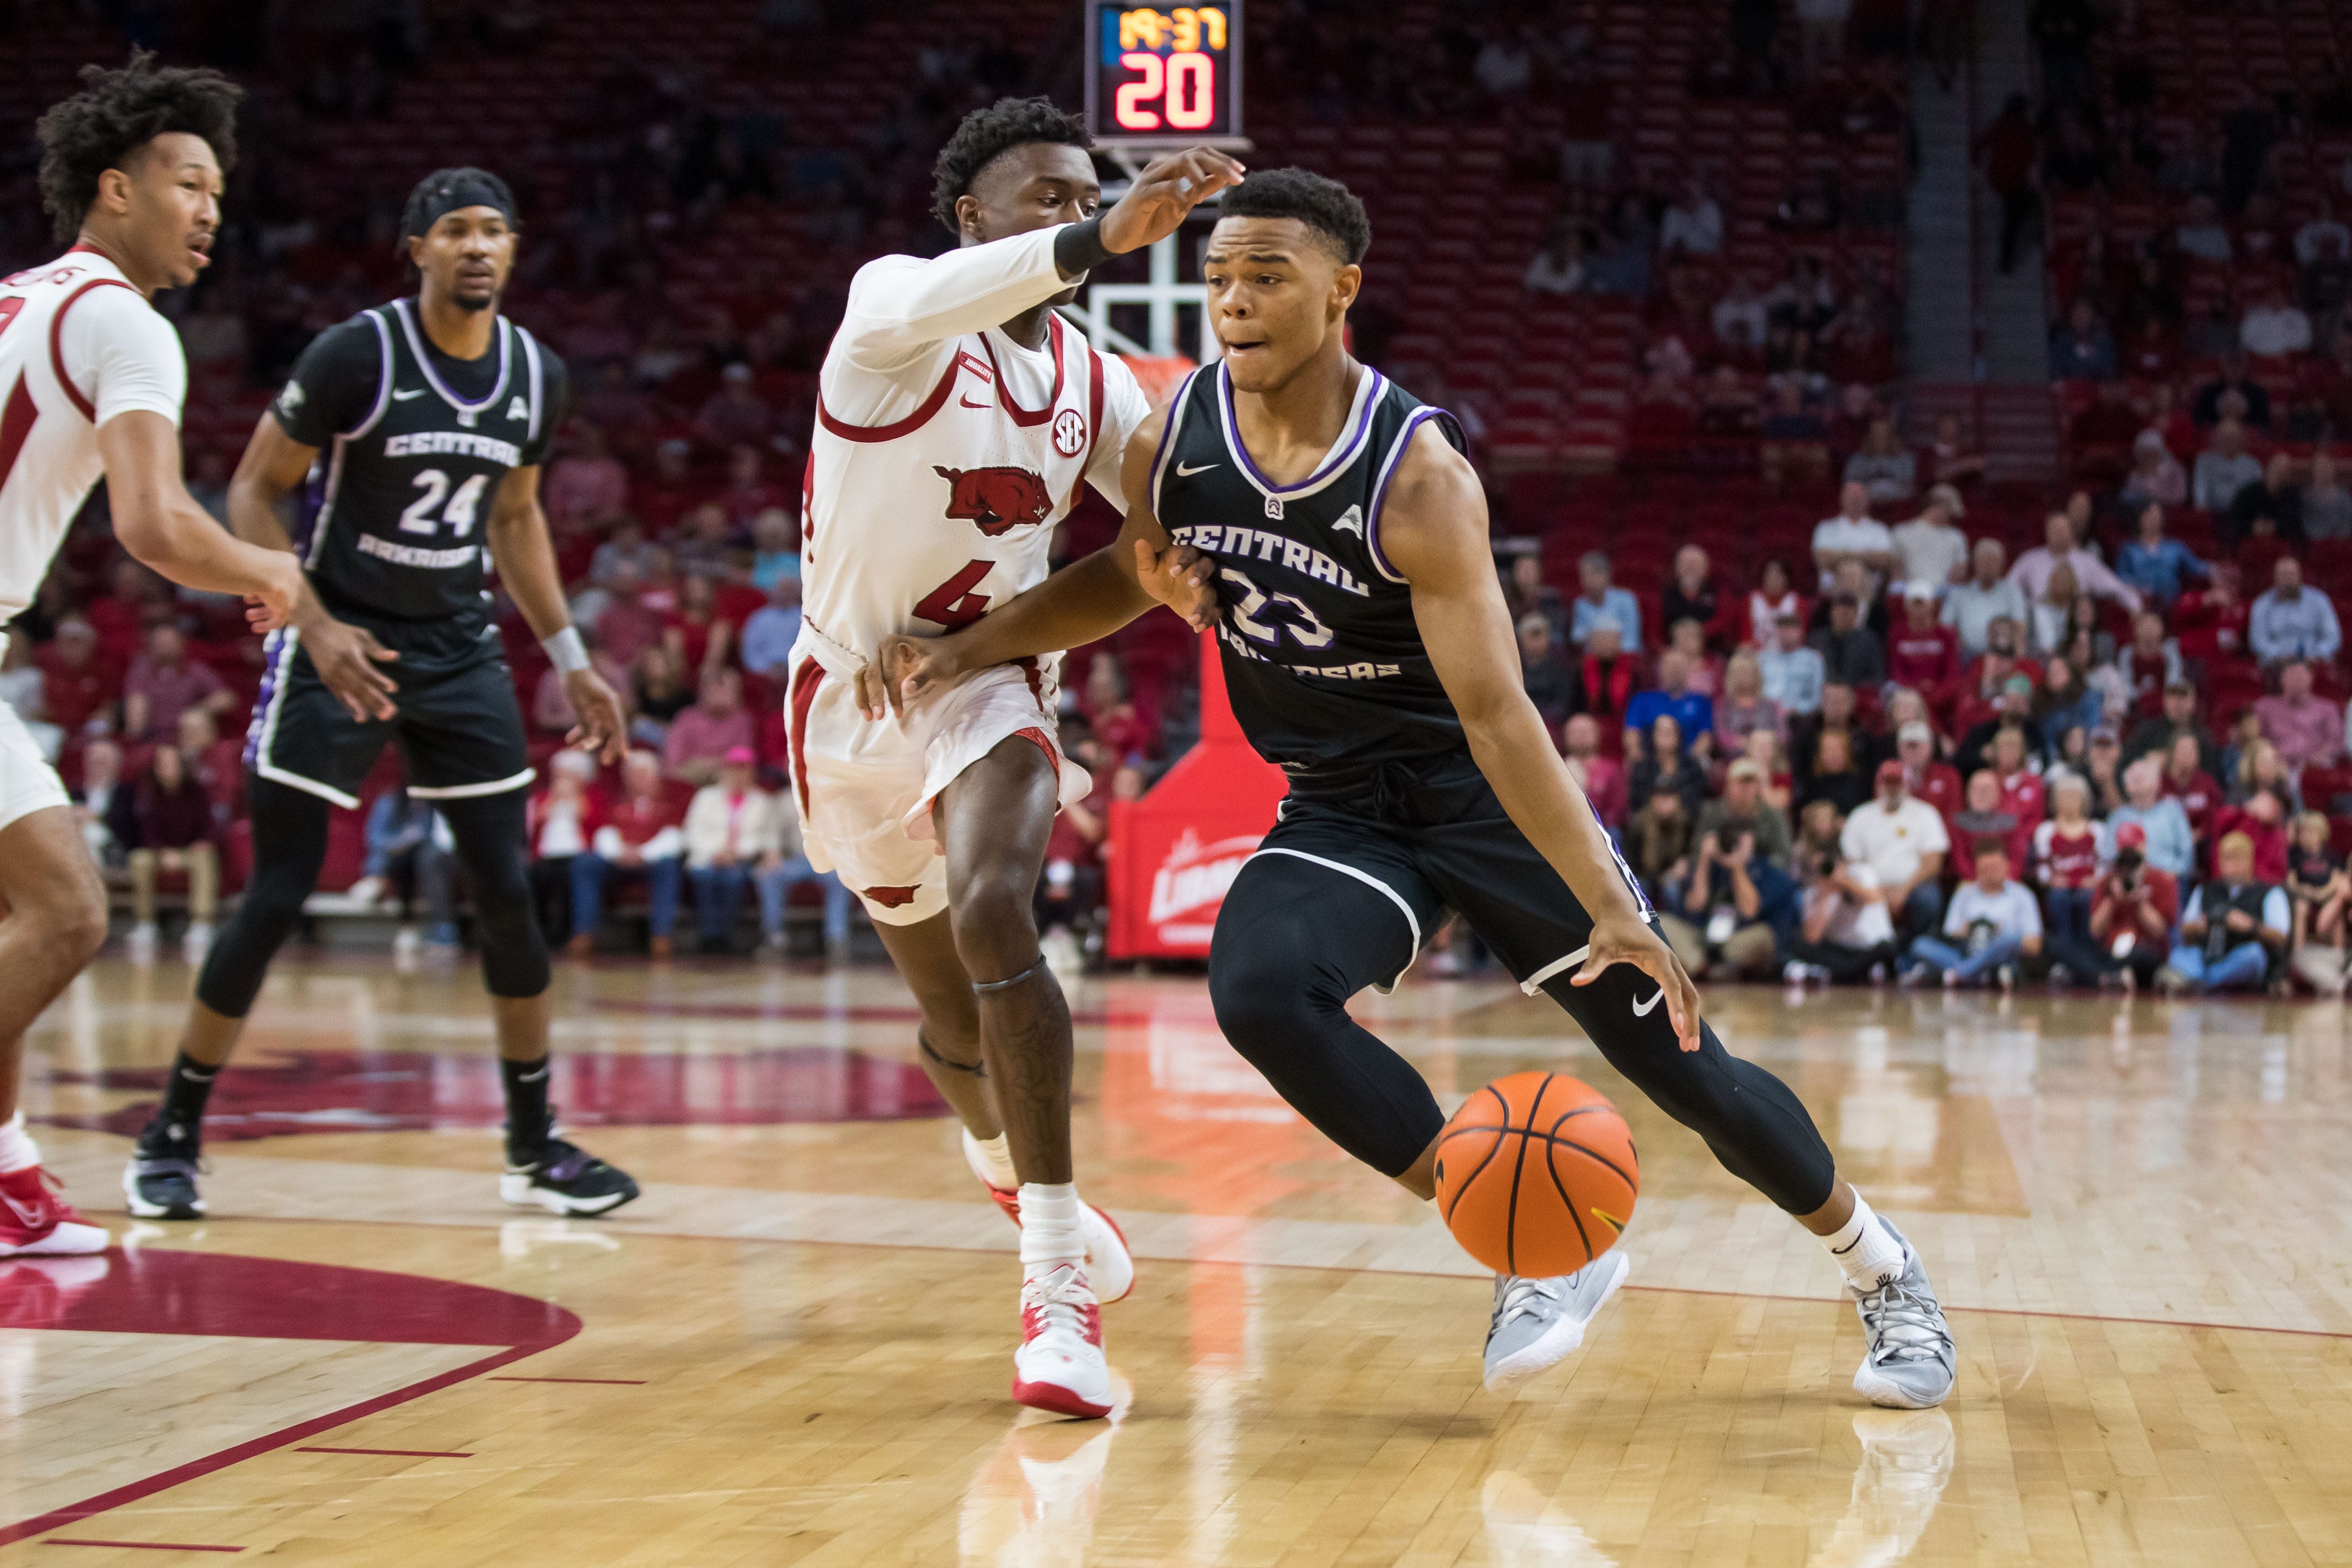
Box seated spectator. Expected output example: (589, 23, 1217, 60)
(2117, 433, 2189, 513)
(1713, 271, 1770, 348)
(2303, 450, 2352, 542)
(1842, 418, 1918, 507)
(2192, 420, 2264, 512)
(1840, 760, 1950, 936)
(570, 750, 686, 959)
(1660, 173, 1725, 256)
(695, 362, 774, 451)
(2033, 655, 2102, 751)
(1625, 650, 1714, 757)
(2227, 454, 2305, 547)
(2241, 277, 2314, 360)
(2283, 808, 2349, 994)
(1624, 786, 1698, 907)
(1659, 545, 1725, 648)
(2114, 613, 2183, 721)
(121, 625, 231, 744)
(1714, 650, 1784, 752)
(1948, 767, 2029, 881)
(1885, 585, 1958, 695)
(1562, 714, 1627, 827)
(1569, 551, 1643, 651)
(358, 788, 459, 947)
(1746, 726, 1795, 813)
(1665, 616, 1723, 696)
(2254, 658, 2344, 772)
(1986, 721, 2047, 821)
(2249, 557, 2342, 667)
(2083, 723, 2126, 814)
(1954, 626, 2039, 737)
(663, 572, 737, 678)
(1571, 624, 1638, 747)
(527, 752, 602, 947)
(1523, 225, 1588, 295)
(1661, 820, 1799, 980)
(545, 422, 629, 530)
(1782, 858, 1901, 987)
(749, 509, 802, 590)
(0, 629, 58, 761)
(2008, 511, 2142, 614)
(1890, 485, 1969, 595)
(1627, 713, 1710, 818)
(1942, 540, 2028, 658)
(2033, 775, 2110, 979)
(1894, 718, 1961, 818)
(114, 743, 218, 965)
(2024, 562, 2083, 659)
(2048, 299, 2118, 380)
(1504, 551, 1569, 648)
(1758, 612, 1826, 715)
(629, 644, 694, 749)
(1811, 481, 1895, 595)
(740, 575, 804, 678)
(2212, 785, 2292, 882)
(2079, 822, 2180, 990)
(682, 748, 785, 954)
(1519, 613, 1575, 729)
(2229, 735, 2299, 814)
(2162, 729, 2225, 846)
(2114, 503, 2204, 608)
(1798, 701, 1873, 816)
(663, 668, 755, 787)
(1901, 837, 2041, 989)
(595, 559, 666, 667)
(2163, 831, 2289, 993)
(34, 617, 121, 738)
(2172, 560, 2253, 670)
(1923, 412, 1988, 490)
(1808, 593, 1885, 688)
(2111, 755, 2197, 876)
(72, 738, 123, 868)
(1698, 755, 1793, 864)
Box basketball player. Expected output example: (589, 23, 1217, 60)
(0, 55, 307, 1256)
(798, 97, 1238, 1416)
(123, 167, 637, 1225)
(873, 169, 1958, 1411)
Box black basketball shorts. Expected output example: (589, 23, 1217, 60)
(242, 616, 533, 808)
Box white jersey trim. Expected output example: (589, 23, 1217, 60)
(1246, 846, 1421, 992)
(391, 299, 511, 418)
(1217, 361, 1386, 507)
(248, 628, 363, 809)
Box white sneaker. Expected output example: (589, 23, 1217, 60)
(1012, 1261, 1112, 1418)
(180, 921, 213, 964)
(1041, 926, 1082, 978)
(126, 922, 157, 964)
(1482, 1250, 1631, 1396)
(964, 1129, 1136, 1304)
(346, 875, 386, 908)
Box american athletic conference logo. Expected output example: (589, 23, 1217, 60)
(1051, 407, 1087, 457)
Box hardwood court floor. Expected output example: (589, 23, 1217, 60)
(4, 956, 2350, 1565)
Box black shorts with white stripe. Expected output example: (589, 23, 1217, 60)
(243, 607, 533, 809)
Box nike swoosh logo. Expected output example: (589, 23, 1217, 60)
(0, 1193, 44, 1227)
(392, 388, 425, 400)
(959, 395, 991, 409)
(1176, 461, 1219, 477)
(1631, 990, 1664, 1017)
(518, 1067, 550, 1084)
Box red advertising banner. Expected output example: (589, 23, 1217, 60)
(1104, 630, 1286, 958)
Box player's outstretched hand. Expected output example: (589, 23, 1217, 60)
(860, 634, 959, 721)
(1100, 148, 1247, 256)
(242, 554, 307, 636)
(1571, 912, 1703, 1053)
(563, 667, 629, 764)
(297, 608, 401, 723)
(1133, 539, 1219, 632)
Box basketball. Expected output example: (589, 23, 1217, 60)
(1434, 1072, 1639, 1278)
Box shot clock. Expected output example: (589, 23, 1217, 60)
(1085, 2, 1245, 145)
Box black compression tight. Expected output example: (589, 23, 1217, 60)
(197, 778, 549, 1018)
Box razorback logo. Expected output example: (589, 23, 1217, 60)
(935, 465, 1053, 536)
(862, 884, 921, 908)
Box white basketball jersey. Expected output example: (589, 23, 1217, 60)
(0, 246, 184, 621)
(802, 310, 1145, 661)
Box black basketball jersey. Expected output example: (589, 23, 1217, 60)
(274, 299, 563, 626)
(1152, 362, 1467, 780)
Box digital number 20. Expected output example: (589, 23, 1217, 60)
(1116, 50, 1217, 131)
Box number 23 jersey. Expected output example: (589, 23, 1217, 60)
(273, 298, 567, 625)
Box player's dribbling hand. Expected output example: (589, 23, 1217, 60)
(1572, 912, 1703, 1053)
(1133, 539, 1219, 631)
(297, 607, 402, 723)
(564, 667, 628, 764)
(861, 633, 957, 721)
(1100, 148, 1248, 256)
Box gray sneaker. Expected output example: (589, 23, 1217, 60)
(1850, 1221, 1955, 1408)
(1483, 1249, 1630, 1395)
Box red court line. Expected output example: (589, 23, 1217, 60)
(293, 1446, 473, 1458)
(0, 1334, 572, 1549)
(41, 1541, 242, 1553)
(486, 1374, 645, 1385)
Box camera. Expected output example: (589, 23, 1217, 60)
(1715, 825, 1744, 856)
(2114, 846, 2142, 875)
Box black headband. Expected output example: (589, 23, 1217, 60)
(403, 169, 519, 241)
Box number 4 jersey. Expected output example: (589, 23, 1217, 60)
(274, 298, 567, 630)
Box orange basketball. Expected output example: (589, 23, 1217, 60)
(1433, 1071, 1638, 1278)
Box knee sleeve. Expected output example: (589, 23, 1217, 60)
(1545, 956, 1835, 1215)
(1208, 891, 1444, 1179)
(196, 779, 330, 1018)
(439, 791, 548, 999)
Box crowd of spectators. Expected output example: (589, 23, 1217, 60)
(1504, 476, 2352, 995)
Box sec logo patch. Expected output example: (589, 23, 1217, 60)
(1052, 407, 1087, 457)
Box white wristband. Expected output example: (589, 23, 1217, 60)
(542, 626, 590, 674)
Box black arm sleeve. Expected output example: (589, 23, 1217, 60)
(519, 346, 570, 469)
(269, 317, 385, 448)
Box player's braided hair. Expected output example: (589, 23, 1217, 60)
(1219, 167, 1371, 265)
(929, 95, 1092, 235)
(36, 50, 241, 244)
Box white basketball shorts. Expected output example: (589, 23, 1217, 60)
(0, 701, 71, 835)
(783, 648, 1089, 925)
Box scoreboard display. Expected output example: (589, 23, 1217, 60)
(1084, 2, 1243, 144)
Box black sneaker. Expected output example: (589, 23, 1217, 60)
(499, 1137, 640, 1216)
(122, 1117, 206, 1220)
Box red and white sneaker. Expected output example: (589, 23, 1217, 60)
(963, 1130, 1136, 1304)
(1012, 1261, 1112, 1419)
(0, 1166, 110, 1257)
